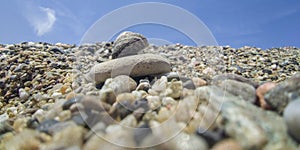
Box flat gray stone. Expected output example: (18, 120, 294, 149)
(112, 31, 149, 58)
(88, 54, 171, 83)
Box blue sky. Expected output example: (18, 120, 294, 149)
(0, 0, 299, 49)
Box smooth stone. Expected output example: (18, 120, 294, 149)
(99, 88, 116, 105)
(155, 132, 208, 150)
(112, 31, 148, 58)
(211, 139, 243, 150)
(133, 123, 152, 146)
(0, 121, 13, 135)
(284, 99, 300, 142)
(256, 82, 277, 109)
(211, 73, 259, 88)
(195, 86, 298, 149)
(88, 54, 171, 83)
(192, 77, 207, 87)
(222, 99, 297, 149)
(265, 72, 300, 114)
(62, 96, 82, 110)
(183, 79, 196, 89)
(4, 129, 51, 150)
(38, 119, 59, 134)
(217, 79, 256, 103)
(166, 72, 180, 82)
(44, 125, 85, 149)
(102, 75, 137, 95)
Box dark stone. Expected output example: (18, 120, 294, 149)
(49, 47, 64, 54)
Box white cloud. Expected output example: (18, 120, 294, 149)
(26, 6, 56, 36)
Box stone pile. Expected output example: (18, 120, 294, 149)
(0, 32, 299, 149)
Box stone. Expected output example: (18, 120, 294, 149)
(44, 125, 85, 149)
(211, 73, 259, 88)
(192, 77, 207, 87)
(156, 132, 208, 150)
(196, 128, 225, 147)
(18, 88, 29, 101)
(4, 129, 51, 150)
(256, 82, 277, 109)
(265, 72, 300, 114)
(62, 96, 82, 110)
(211, 139, 243, 150)
(216, 79, 256, 103)
(164, 80, 183, 99)
(13, 118, 27, 133)
(102, 75, 137, 95)
(222, 99, 297, 149)
(112, 31, 148, 58)
(284, 99, 300, 142)
(83, 131, 133, 150)
(0, 121, 13, 135)
(37, 119, 59, 134)
(88, 54, 171, 83)
(99, 88, 116, 105)
(195, 86, 298, 150)
(150, 76, 168, 95)
(136, 79, 151, 91)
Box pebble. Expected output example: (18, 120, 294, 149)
(112, 31, 148, 58)
(88, 54, 171, 83)
(265, 72, 300, 114)
(256, 82, 277, 109)
(216, 79, 256, 103)
(45, 125, 85, 149)
(211, 139, 243, 150)
(192, 77, 207, 87)
(102, 75, 137, 95)
(283, 99, 300, 142)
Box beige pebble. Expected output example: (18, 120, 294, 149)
(212, 139, 243, 150)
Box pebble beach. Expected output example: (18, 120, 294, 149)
(0, 31, 299, 149)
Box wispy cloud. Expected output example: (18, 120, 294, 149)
(24, 4, 56, 36)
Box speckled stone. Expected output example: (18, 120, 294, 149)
(265, 72, 300, 114)
(112, 31, 149, 58)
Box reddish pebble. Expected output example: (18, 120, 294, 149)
(192, 77, 207, 87)
(256, 82, 277, 109)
